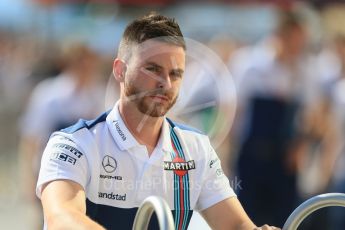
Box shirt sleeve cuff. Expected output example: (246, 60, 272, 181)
(36, 174, 86, 199)
(197, 189, 237, 211)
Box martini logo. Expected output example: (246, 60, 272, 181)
(164, 157, 195, 177)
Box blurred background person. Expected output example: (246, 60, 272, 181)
(18, 42, 106, 228)
(231, 9, 317, 227)
(327, 34, 345, 230)
(308, 34, 345, 230)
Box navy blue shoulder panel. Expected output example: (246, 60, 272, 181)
(62, 110, 110, 134)
(166, 118, 204, 135)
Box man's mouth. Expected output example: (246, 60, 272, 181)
(149, 95, 169, 101)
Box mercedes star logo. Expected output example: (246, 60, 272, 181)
(102, 155, 117, 173)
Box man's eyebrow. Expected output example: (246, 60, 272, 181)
(144, 62, 163, 68)
(171, 68, 184, 75)
(145, 62, 184, 74)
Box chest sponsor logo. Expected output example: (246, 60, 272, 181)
(164, 157, 195, 176)
(98, 192, 126, 201)
(51, 152, 76, 165)
(102, 155, 117, 173)
(100, 155, 122, 180)
(99, 175, 122, 180)
(113, 120, 126, 141)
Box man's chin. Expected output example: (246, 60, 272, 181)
(137, 99, 171, 117)
(145, 107, 169, 117)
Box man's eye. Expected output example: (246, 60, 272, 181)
(146, 66, 159, 72)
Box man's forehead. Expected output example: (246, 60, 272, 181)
(134, 39, 185, 59)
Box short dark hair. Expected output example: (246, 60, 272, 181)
(118, 12, 186, 61)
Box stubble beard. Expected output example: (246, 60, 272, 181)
(124, 81, 178, 117)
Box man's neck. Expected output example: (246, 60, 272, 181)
(118, 99, 164, 156)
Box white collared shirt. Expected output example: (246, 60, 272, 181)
(36, 101, 235, 230)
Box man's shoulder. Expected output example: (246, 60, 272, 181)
(61, 110, 111, 134)
(46, 111, 112, 158)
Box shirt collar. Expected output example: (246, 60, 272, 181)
(106, 100, 173, 152)
(106, 101, 139, 151)
(160, 116, 173, 153)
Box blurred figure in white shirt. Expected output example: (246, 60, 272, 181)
(18, 43, 106, 228)
(231, 10, 317, 227)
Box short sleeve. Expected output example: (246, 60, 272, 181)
(195, 139, 236, 211)
(36, 133, 89, 198)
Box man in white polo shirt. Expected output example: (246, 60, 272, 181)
(36, 13, 279, 230)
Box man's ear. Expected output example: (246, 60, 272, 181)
(113, 58, 127, 82)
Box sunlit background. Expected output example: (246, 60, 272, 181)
(2, 0, 345, 229)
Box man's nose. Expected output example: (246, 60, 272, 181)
(159, 72, 172, 89)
